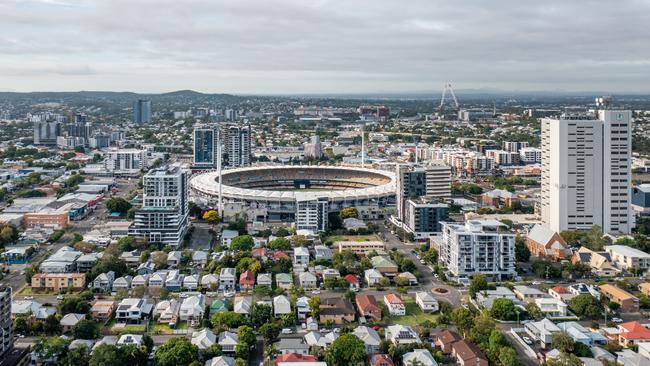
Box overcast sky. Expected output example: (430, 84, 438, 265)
(1, 0, 650, 94)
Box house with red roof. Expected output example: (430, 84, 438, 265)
(276, 353, 319, 363)
(434, 330, 462, 354)
(384, 293, 405, 316)
(618, 321, 650, 347)
(369, 354, 394, 366)
(548, 286, 575, 302)
(272, 251, 290, 260)
(251, 247, 268, 261)
(239, 270, 255, 291)
(356, 294, 382, 322)
(344, 274, 360, 290)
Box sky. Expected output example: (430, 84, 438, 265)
(1, 0, 650, 94)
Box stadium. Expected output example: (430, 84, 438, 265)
(189, 165, 396, 230)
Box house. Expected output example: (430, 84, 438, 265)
(218, 331, 238, 353)
(416, 291, 439, 312)
(434, 330, 461, 354)
(481, 189, 517, 208)
(640, 282, 650, 297)
(202, 273, 219, 290)
(356, 294, 382, 322)
(131, 274, 149, 287)
(451, 340, 489, 366)
(525, 224, 571, 260)
(191, 328, 217, 350)
(293, 247, 310, 267)
(322, 268, 340, 280)
(568, 283, 600, 300)
(605, 245, 650, 272)
(274, 295, 292, 317)
(239, 270, 255, 291)
(305, 317, 318, 331)
(364, 269, 384, 286)
(353, 326, 381, 353)
(276, 338, 310, 356)
(319, 297, 355, 325)
(557, 322, 608, 346)
(221, 230, 238, 248)
(167, 251, 182, 267)
(299, 272, 317, 290)
(209, 299, 229, 316)
(397, 271, 418, 285)
(386, 325, 421, 345)
(572, 247, 619, 276)
(92, 271, 115, 291)
(234, 297, 251, 316)
(10, 300, 46, 319)
(205, 356, 235, 366)
(548, 286, 575, 302)
(524, 318, 561, 348)
(76, 252, 101, 272)
(183, 274, 200, 291)
(371, 255, 399, 276)
(344, 274, 360, 290)
(192, 251, 208, 266)
(384, 293, 406, 316)
(600, 284, 640, 312)
(112, 276, 133, 291)
(403, 349, 438, 366)
(136, 261, 155, 275)
(276, 273, 293, 290)
(513, 285, 548, 303)
(60, 313, 85, 333)
(164, 270, 184, 291)
(475, 287, 518, 310)
(219, 268, 236, 290)
(535, 298, 568, 317)
(252, 247, 268, 261)
(369, 354, 394, 366)
(257, 273, 272, 287)
(180, 294, 205, 323)
(154, 299, 180, 324)
(296, 296, 311, 320)
(618, 321, 650, 348)
(120, 251, 140, 268)
(31, 273, 86, 291)
(276, 354, 319, 363)
(90, 300, 115, 320)
(117, 334, 143, 347)
(148, 271, 167, 287)
(314, 245, 333, 260)
(115, 298, 153, 324)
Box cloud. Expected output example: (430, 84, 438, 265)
(0, 0, 649, 93)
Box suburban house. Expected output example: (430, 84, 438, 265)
(403, 349, 438, 366)
(180, 295, 205, 324)
(275, 338, 310, 356)
(534, 298, 568, 317)
(239, 270, 255, 291)
(219, 268, 236, 290)
(202, 274, 219, 290)
(154, 299, 181, 324)
(137, 261, 155, 275)
(322, 268, 341, 280)
(364, 269, 384, 286)
(276, 273, 293, 290)
(192, 251, 208, 266)
(234, 297, 251, 316)
(605, 245, 650, 272)
(115, 298, 153, 324)
(148, 271, 167, 287)
(369, 354, 394, 366)
(525, 224, 571, 260)
(386, 325, 421, 345)
(131, 274, 149, 287)
(344, 274, 360, 290)
(90, 300, 116, 320)
(556, 322, 608, 346)
(371, 255, 399, 276)
(319, 298, 355, 325)
(191, 328, 217, 350)
(548, 286, 575, 302)
(167, 251, 182, 267)
(164, 270, 184, 291)
(296, 296, 311, 320)
(221, 230, 238, 248)
(314, 245, 333, 260)
(396, 272, 418, 285)
(416, 291, 439, 312)
(257, 273, 272, 287)
(524, 318, 561, 348)
(60, 313, 85, 333)
(356, 294, 382, 322)
(353, 326, 382, 354)
(384, 293, 406, 316)
(273, 295, 292, 317)
(299, 271, 317, 290)
(218, 331, 238, 353)
(513, 285, 548, 303)
(293, 247, 310, 267)
(92, 271, 115, 291)
(599, 284, 640, 313)
(206, 356, 235, 366)
(434, 330, 462, 354)
(572, 247, 619, 276)
(183, 274, 200, 291)
(451, 340, 489, 366)
(112, 276, 133, 291)
(618, 321, 650, 347)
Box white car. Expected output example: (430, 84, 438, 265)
(56, 294, 64, 300)
(224, 291, 235, 298)
(612, 317, 624, 323)
(179, 293, 189, 298)
(311, 290, 321, 295)
(281, 328, 293, 334)
(523, 336, 533, 345)
(23, 296, 33, 300)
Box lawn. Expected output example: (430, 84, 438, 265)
(388, 300, 438, 327)
(152, 321, 189, 334)
(327, 234, 381, 242)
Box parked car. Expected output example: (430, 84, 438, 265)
(56, 294, 64, 300)
(523, 336, 533, 345)
(612, 317, 624, 323)
(23, 296, 33, 300)
(281, 328, 293, 334)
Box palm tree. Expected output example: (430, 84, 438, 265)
(264, 345, 278, 365)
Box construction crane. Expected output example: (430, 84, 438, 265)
(438, 82, 460, 115)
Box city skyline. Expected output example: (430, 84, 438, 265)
(2, 0, 650, 94)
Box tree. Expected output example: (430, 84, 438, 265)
(308, 296, 321, 318)
(73, 319, 99, 339)
(585, 225, 608, 251)
(237, 325, 257, 347)
(552, 332, 575, 353)
(339, 207, 359, 219)
(469, 273, 488, 297)
(324, 333, 366, 366)
(60, 344, 90, 366)
(155, 337, 199, 366)
(525, 302, 543, 320)
(450, 308, 474, 337)
(105, 197, 132, 216)
(546, 352, 583, 366)
(211, 311, 246, 330)
(151, 251, 168, 269)
(275, 227, 290, 237)
(33, 336, 71, 362)
(202, 344, 223, 361)
(0, 223, 18, 247)
(117, 236, 136, 252)
(515, 234, 531, 262)
(259, 322, 281, 343)
(569, 294, 604, 319)
(378, 277, 391, 288)
(394, 276, 410, 287)
(490, 298, 517, 321)
(89, 344, 122, 366)
(269, 237, 291, 250)
(499, 347, 519, 366)
(251, 303, 273, 327)
(203, 210, 220, 224)
(231, 235, 254, 251)
(234, 343, 249, 360)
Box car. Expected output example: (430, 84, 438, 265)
(56, 294, 64, 300)
(420, 260, 426, 265)
(224, 291, 235, 298)
(179, 293, 189, 298)
(531, 281, 541, 285)
(523, 336, 533, 345)
(320, 328, 328, 332)
(612, 317, 624, 323)
(433, 273, 439, 279)
(17, 334, 25, 339)
(281, 328, 293, 334)
(311, 290, 321, 295)
(23, 296, 33, 300)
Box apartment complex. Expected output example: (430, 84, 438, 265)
(226, 124, 251, 167)
(396, 163, 451, 221)
(193, 125, 218, 169)
(31, 273, 86, 291)
(0, 287, 11, 359)
(295, 196, 328, 233)
(133, 99, 152, 124)
(438, 220, 516, 281)
(599, 284, 639, 313)
(104, 148, 148, 175)
(403, 198, 448, 238)
(541, 108, 633, 234)
(336, 241, 386, 255)
(129, 164, 189, 247)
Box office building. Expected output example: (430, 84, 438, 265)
(33, 121, 61, 145)
(403, 198, 449, 239)
(0, 287, 11, 359)
(133, 99, 152, 124)
(129, 164, 189, 247)
(193, 125, 218, 169)
(295, 196, 328, 232)
(541, 107, 633, 233)
(226, 124, 251, 167)
(632, 184, 650, 216)
(438, 220, 516, 281)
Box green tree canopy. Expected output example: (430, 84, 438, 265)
(154, 337, 199, 366)
(230, 235, 254, 251)
(324, 333, 366, 366)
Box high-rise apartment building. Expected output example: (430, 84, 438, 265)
(104, 148, 147, 175)
(541, 108, 632, 234)
(403, 198, 449, 238)
(304, 135, 322, 159)
(438, 220, 516, 281)
(226, 124, 251, 167)
(133, 99, 152, 124)
(193, 125, 218, 169)
(295, 196, 329, 232)
(0, 287, 11, 359)
(33, 121, 61, 145)
(396, 164, 451, 221)
(129, 164, 189, 246)
(224, 109, 238, 122)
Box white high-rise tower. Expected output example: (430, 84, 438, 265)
(541, 102, 633, 234)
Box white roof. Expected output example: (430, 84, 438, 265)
(403, 349, 437, 366)
(60, 313, 85, 326)
(353, 326, 381, 346)
(605, 245, 650, 258)
(218, 331, 238, 346)
(192, 328, 217, 349)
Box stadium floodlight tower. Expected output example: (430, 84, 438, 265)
(217, 129, 223, 220)
(361, 124, 365, 168)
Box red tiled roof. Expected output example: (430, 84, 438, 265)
(252, 248, 267, 257)
(273, 251, 290, 259)
(344, 274, 359, 284)
(276, 353, 319, 362)
(550, 286, 570, 294)
(239, 270, 255, 284)
(369, 354, 394, 366)
(620, 321, 650, 340)
(384, 293, 403, 305)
